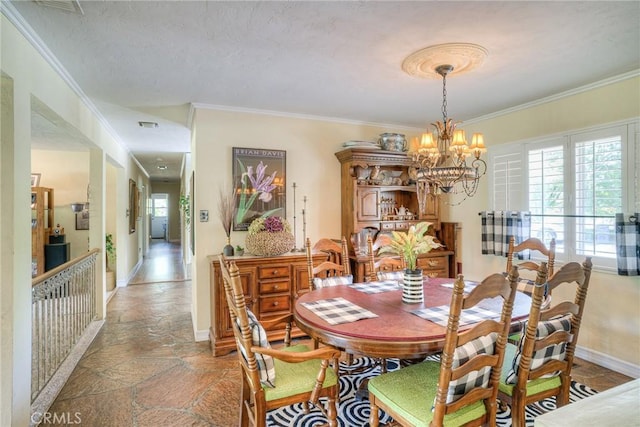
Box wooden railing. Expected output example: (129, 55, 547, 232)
(31, 249, 99, 403)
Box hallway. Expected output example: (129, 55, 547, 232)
(47, 241, 240, 426)
(46, 241, 632, 426)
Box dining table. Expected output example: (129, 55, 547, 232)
(294, 277, 532, 360)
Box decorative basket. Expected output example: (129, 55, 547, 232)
(245, 231, 295, 256)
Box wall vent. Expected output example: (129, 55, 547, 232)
(35, 0, 84, 15)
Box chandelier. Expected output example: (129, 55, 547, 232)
(411, 64, 487, 201)
(402, 43, 488, 206)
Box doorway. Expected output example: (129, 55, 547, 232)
(150, 193, 168, 240)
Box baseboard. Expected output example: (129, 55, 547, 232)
(105, 287, 118, 303)
(125, 258, 144, 285)
(575, 345, 640, 378)
(194, 329, 209, 342)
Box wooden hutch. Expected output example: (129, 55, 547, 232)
(335, 147, 457, 282)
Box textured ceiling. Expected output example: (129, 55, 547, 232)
(8, 1, 640, 181)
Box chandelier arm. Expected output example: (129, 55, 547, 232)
(470, 158, 487, 178)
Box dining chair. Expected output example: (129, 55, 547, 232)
(505, 236, 556, 344)
(506, 235, 556, 296)
(305, 237, 352, 290)
(366, 234, 406, 283)
(305, 236, 356, 364)
(498, 257, 593, 427)
(218, 255, 341, 427)
(368, 267, 519, 427)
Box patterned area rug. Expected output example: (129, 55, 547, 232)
(267, 357, 597, 427)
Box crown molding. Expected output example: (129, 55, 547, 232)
(466, 70, 640, 125)
(189, 102, 423, 133)
(2, 2, 132, 156)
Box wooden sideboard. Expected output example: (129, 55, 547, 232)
(351, 250, 455, 283)
(209, 252, 326, 357)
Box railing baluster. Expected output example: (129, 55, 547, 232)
(31, 250, 99, 403)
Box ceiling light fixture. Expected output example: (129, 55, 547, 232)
(138, 121, 159, 128)
(157, 165, 168, 170)
(403, 43, 488, 206)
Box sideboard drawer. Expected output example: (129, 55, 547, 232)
(210, 252, 328, 357)
(260, 280, 290, 294)
(418, 256, 448, 271)
(258, 265, 290, 280)
(259, 295, 290, 314)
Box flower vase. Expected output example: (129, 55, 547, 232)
(222, 237, 234, 256)
(402, 269, 424, 304)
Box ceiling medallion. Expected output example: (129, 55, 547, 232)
(401, 43, 488, 79)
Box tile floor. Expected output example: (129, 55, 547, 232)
(47, 241, 633, 426)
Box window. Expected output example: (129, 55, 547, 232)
(153, 197, 168, 217)
(528, 143, 565, 252)
(490, 122, 637, 271)
(573, 134, 622, 259)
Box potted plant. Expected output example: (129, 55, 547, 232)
(179, 194, 191, 229)
(378, 222, 441, 303)
(235, 245, 245, 256)
(105, 233, 116, 271)
(105, 233, 117, 291)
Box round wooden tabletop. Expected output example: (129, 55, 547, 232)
(294, 277, 531, 359)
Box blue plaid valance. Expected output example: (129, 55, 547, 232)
(616, 213, 639, 276)
(481, 211, 531, 257)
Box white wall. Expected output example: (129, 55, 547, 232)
(190, 107, 419, 338)
(31, 150, 90, 259)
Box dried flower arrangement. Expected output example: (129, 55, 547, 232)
(217, 184, 237, 250)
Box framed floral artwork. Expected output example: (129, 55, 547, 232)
(232, 147, 286, 231)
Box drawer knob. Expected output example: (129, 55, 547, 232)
(428, 260, 438, 267)
(273, 285, 279, 290)
(272, 270, 279, 275)
(273, 301, 279, 306)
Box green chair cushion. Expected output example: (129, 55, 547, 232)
(264, 344, 338, 402)
(499, 343, 561, 396)
(368, 360, 486, 427)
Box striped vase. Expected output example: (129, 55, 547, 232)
(402, 269, 424, 304)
